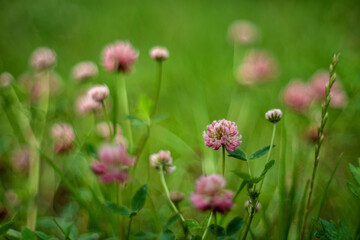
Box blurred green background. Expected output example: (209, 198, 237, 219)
(1, 0, 360, 238)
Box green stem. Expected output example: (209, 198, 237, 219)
(126, 216, 133, 240)
(214, 211, 218, 238)
(151, 61, 163, 117)
(222, 145, 225, 176)
(242, 204, 255, 240)
(159, 166, 185, 222)
(118, 74, 133, 147)
(101, 100, 114, 140)
(201, 211, 213, 240)
(258, 123, 277, 192)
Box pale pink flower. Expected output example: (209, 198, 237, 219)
(51, 123, 75, 154)
(72, 61, 98, 82)
(91, 143, 135, 184)
(203, 119, 242, 152)
(190, 174, 234, 214)
(283, 79, 312, 113)
(170, 191, 185, 204)
(102, 41, 139, 73)
(0, 72, 13, 88)
(11, 146, 30, 173)
(150, 46, 169, 61)
(310, 70, 346, 108)
(5, 190, 19, 207)
(265, 109, 282, 123)
(96, 122, 126, 145)
(150, 150, 176, 174)
(228, 20, 259, 45)
(87, 85, 109, 102)
(237, 51, 277, 85)
(30, 47, 56, 71)
(76, 94, 102, 115)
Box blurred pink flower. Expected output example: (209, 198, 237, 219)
(228, 20, 259, 45)
(283, 79, 312, 113)
(150, 150, 176, 174)
(203, 119, 242, 152)
(91, 143, 135, 184)
(76, 93, 102, 115)
(11, 146, 30, 173)
(237, 51, 277, 85)
(310, 70, 346, 108)
(30, 47, 57, 71)
(150, 46, 169, 60)
(190, 174, 234, 214)
(0, 72, 13, 88)
(96, 122, 126, 144)
(72, 61, 98, 82)
(51, 123, 75, 154)
(87, 84, 109, 102)
(102, 41, 139, 73)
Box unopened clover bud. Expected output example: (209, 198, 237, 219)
(88, 85, 109, 102)
(170, 191, 185, 205)
(0, 72, 13, 88)
(265, 109, 282, 123)
(150, 46, 169, 61)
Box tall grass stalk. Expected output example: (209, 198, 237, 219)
(118, 74, 133, 147)
(300, 54, 339, 240)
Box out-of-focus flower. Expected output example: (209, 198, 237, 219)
(150, 46, 169, 61)
(20, 72, 62, 102)
(51, 123, 75, 154)
(244, 200, 261, 212)
(203, 119, 242, 152)
(190, 174, 234, 214)
(150, 150, 176, 174)
(228, 20, 259, 45)
(30, 47, 57, 71)
(76, 93, 102, 115)
(283, 79, 312, 113)
(102, 41, 139, 73)
(87, 85, 109, 102)
(96, 122, 126, 144)
(5, 190, 20, 207)
(0, 72, 13, 88)
(265, 109, 282, 123)
(91, 143, 135, 184)
(237, 51, 277, 85)
(170, 191, 185, 205)
(72, 61, 98, 82)
(11, 146, 30, 173)
(310, 70, 346, 108)
(305, 126, 320, 143)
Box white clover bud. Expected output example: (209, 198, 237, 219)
(265, 109, 282, 123)
(87, 85, 109, 102)
(150, 46, 169, 61)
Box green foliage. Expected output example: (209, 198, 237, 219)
(226, 216, 244, 236)
(347, 158, 360, 200)
(0, 221, 15, 236)
(21, 227, 37, 240)
(248, 145, 276, 160)
(233, 160, 275, 184)
(315, 219, 351, 240)
(228, 146, 275, 161)
(105, 202, 132, 216)
(131, 184, 148, 212)
(207, 224, 226, 237)
(35, 231, 58, 240)
(228, 148, 247, 161)
(133, 232, 157, 239)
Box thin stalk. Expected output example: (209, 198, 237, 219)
(258, 123, 277, 192)
(151, 61, 163, 117)
(202, 211, 213, 240)
(101, 100, 114, 140)
(222, 145, 225, 176)
(112, 78, 118, 136)
(126, 216, 133, 240)
(159, 166, 185, 222)
(297, 180, 310, 240)
(300, 54, 339, 240)
(214, 211, 218, 238)
(118, 74, 133, 147)
(242, 204, 256, 240)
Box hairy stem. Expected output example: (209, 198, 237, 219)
(242, 204, 256, 240)
(118, 74, 133, 147)
(126, 216, 133, 240)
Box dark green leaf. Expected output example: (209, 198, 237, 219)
(226, 217, 244, 236)
(315, 219, 351, 240)
(77, 233, 101, 240)
(191, 236, 201, 240)
(105, 202, 131, 216)
(133, 232, 157, 239)
(163, 214, 180, 231)
(228, 148, 247, 161)
(207, 224, 225, 237)
(35, 231, 58, 240)
(260, 160, 275, 178)
(21, 227, 37, 240)
(347, 182, 360, 200)
(184, 219, 200, 230)
(131, 184, 148, 212)
(0, 221, 15, 236)
(248, 145, 275, 161)
(232, 171, 251, 181)
(349, 163, 360, 185)
(158, 229, 175, 240)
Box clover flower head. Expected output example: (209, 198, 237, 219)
(76, 94, 102, 115)
(228, 20, 259, 45)
(283, 79, 312, 114)
(102, 41, 139, 73)
(190, 174, 234, 214)
(72, 61, 98, 82)
(150, 46, 169, 61)
(150, 150, 176, 174)
(87, 84, 109, 102)
(30, 47, 57, 71)
(265, 109, 282, 123)
(51, 123, 75, 154)
(0, 72, 13, 88)
(203, 119, 242, 152)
